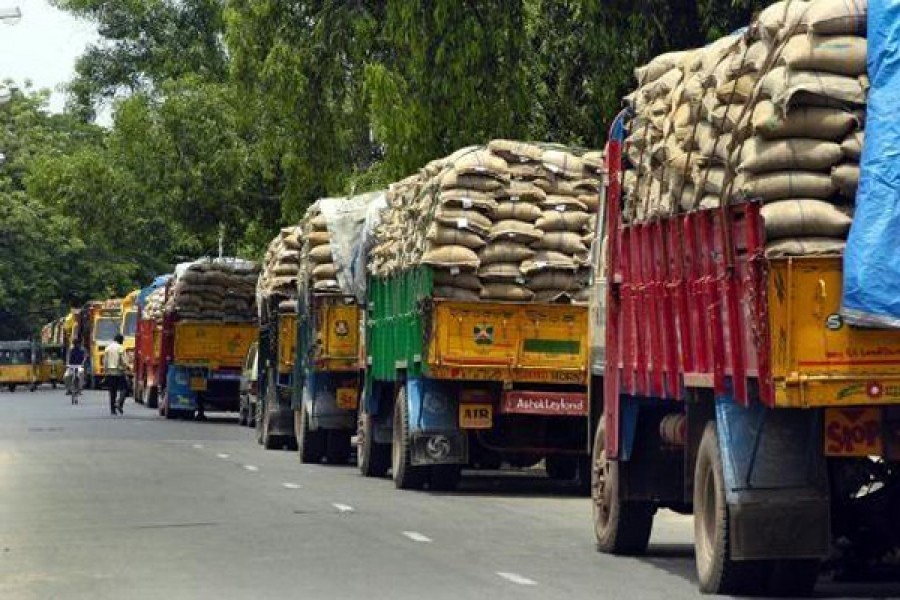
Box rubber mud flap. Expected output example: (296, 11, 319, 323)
(729, 493, 830, 561)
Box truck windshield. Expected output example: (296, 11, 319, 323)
(123, 312, 138, 338)
(94, 318, 120, 342)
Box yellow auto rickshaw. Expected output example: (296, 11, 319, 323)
(0, 341, 40, 392)
(40, 344, 65, 389)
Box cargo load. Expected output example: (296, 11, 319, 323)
(166, 258, 259, 322)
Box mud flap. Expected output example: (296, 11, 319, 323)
(406, 378, 467, 466)
(716, 398, 830, 560)
(304, 371, 356, 431)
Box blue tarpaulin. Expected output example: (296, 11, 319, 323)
(842, 0, 900, 327)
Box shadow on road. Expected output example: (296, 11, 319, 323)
(427, 470, 588, 499)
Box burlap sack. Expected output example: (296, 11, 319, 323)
(488, 139, 544, 163)
(733, 138, 843, 173)
(427, 224, 487, 249)
(493, 201, 542, 222)
(521, 251, 578, 274)
(452, 150, 509, 180)
(432, 270, 482, 290)
(841, 130, 864, 160)
(434, 209, 492, 236)
(422, 245, 480, 270)
(310, 215, 328, 231)
(440, 169, 505, 192)
(737, 171, 836, 201)
(527, 270, 577, 292)
(635, 50, 692, 86)
(757, 1, 810, 41)
(535, 211, 592, 232)
(479, 263, 525, 283)
(780, 34, 867, 76)
(312, 263, 337, 280)
(803, 0, 867, 35)
(309, 244, 333, 264)
(761, 199, 852, 239)
(307, 231, 331, 247)
(532, 232, 588, 255)
(542, 195, 589, 212)
(433, 286, 481, 302)
(542, 150, 586, 179)
(498, 181, 548, 202)
(479, 242, 536, 265)
(480, 283, 534, 301)
(749, 101, 857, 140)
(273, 264, 299, 277)
(489, 220, 544, 244)
(760, 67, 868, 108)
(766, 237, 847, 257)
(438, 188, 498, 213)
(832, 163, 860, 197)
(716, 75, 757, 104)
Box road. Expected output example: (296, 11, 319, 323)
(0, 389, 898, 600)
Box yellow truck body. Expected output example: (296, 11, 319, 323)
(313, 300, 360, 373)
(173, 321, 257, 369)
(278, 313, 297, 374)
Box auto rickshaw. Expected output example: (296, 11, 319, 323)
(40, 344, 64, 389)
(0, 341, 40, 392)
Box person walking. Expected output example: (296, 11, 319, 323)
(103, 334, 127, 415)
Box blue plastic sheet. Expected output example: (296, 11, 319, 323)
(842, 0, 900, 327)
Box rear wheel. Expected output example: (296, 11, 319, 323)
(694, 422, 768, 595)
(134, 378, 144, 405)
(7, 384, 14, 392)
(325, 430, 352, 464)
(238, 395, 248, 426)
(392, 385, 426, 490)
(147, 385, 159, 409)
(358, 412, 390, 477)
(296, 402, 325, 464)
(592, 420, 655, 555)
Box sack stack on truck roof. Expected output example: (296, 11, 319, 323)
(623, 0, 867, 257)
(257, 225, 303, 322)
(166, 258, 259, 322)
(368, 140, 604, 303)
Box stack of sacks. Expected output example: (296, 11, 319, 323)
(301, 203, 341, 293)
(144, 287, 166, 322)
(166, 259, 259, 322)
(623, 0, 866, 259)
(258, 225, 303, 299)
(369, 141, 603, 303)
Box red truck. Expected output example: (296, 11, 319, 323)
(592, 114, 900, 596)
(133, 278, 170, 409)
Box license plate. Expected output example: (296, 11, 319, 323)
(459, 404, 493, 429)
(825, 407, 883, 457)
(190, 377, 207, 392)
(336, 387, 358, 410)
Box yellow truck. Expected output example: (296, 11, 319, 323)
(360, 267, 591, 491)
(81, 299, 122, 388)
(0, 341, 40, 392)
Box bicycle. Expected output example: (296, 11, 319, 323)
(65, 365, 84, 405)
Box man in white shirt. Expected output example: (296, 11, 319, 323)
(103, 334, 128, 415)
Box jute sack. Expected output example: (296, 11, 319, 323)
(283, 232, 303, 250)
(716, 75, 757, 104)
(488, 140, 544, 163)
(479, 263, 524, 283)
(310, 215, 328, 231)
(532, 232, 589, 255)
(480, 242, 536, 265)
(489, 220, 544, 244)
(493, 201, 542, 222)
(527, 270, 577, 292)
(727, 39, 773, 78)
(761, 199, 852, 239)
(433, 269, 482, 291)
(579, 194, 601, 213)
(803, 0, 867, 35)
(422, 245, 480, 270)
(307, 231, 331, 247)
(434, 286, 481, 302)
(273, 264, 299, 277)
(434, 209, 492, 236)
(733, 138, 843, 173)
(737, 171, 836, 201)
(499, 181, 548, 202)
(312, 263, 337, 280)
(309, 244, 333, 264)
(427, 224, 486, 249)
(841, 130, 864, 160)
(542, 150, 586, 179)
(440, 169, 505, 192)
(760, 67, 868, 108)
(832, 163, 860, 197)
(542, 195, 589, 212)
(765, 237, 847, 258)
(521, 251, 578, 274)
(480, 283, 534, 301)
(535, 211, 592, 232)
(438, 188, 498, 213)
(635, 50, 692, 86)
(779, 34, 867, 76)
(757, 1, 811, 41)
(748, 100, 857, 140)
(452, 150, 509, 180)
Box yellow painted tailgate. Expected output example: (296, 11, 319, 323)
(173, 322, 256, 369)
(769, 256, 900, 407)
(428, 301, 588, 384)
(315, 301, 360, 371)
(278, 314, 296, 373)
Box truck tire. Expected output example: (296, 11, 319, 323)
(694, 422, 768, 595)
(392, 385, 426, 490)
(296, 403, 325, 464)
(134, 379, 144, 405)
(546, 455, 578, 481)
(767, 559, 819, 597)
(325, 431, 352, 464)
(255, 401, 264, 445)
(238, 395, 248, 426)
(592, 420, 654, 555)
(428, 465, 461, 491)
(358, 412, 390, 478)
(8, 384, 15, 393)
(147, 385, 159, 410)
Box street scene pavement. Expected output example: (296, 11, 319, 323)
(0, 389, 897, 600)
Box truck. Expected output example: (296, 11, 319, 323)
(156, 260, 258, 419)
(593, 111, 900, 595)
(0, 341, 41, 392)
(254, 299, 298, 448)
(79, 299, 122, 388)
(133, 277, 169, 409)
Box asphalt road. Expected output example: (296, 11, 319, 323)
(1, 388, 898, 600)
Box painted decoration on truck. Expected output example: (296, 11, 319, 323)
(825, 407, 883, 457)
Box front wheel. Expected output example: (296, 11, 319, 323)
(358, 412, 390, 477)
(392, 385, 426, 490)
(8, 384, 15, 393)
(592, 419, 655, 555)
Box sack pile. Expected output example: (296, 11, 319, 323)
(258, 226, 303, 299)
(300, 202, 341, 294)
(623, 0, 866, 258)
(166, 259, 259, 322)
(369, 141, 604, 303)
(143, 287, 166, 323)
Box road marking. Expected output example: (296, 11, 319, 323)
(216, 453, 230, 459)
(402, 531, 432, 543)
(192, 444, 204, 449)
(496, 572, 537, 586)
(332, 503, 354, 513)
(282, 483, 301, 490)
(243, 465, 259, 472)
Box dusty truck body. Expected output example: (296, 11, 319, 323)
(80, 299, 122, 389)
(254, 300, 298, 448)
(594, 114, 900, 595)
(361, 267, 593, 489)
(133, 276, 170, 409)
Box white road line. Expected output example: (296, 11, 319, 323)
(402, 531, 432, 543)
(243, 465, 259, 472)
(192, 444, 204, 449)
(282, 483, 301, 490)
(216, 453, 230, 459)
(496, 572, 538, 586)
(332, 503, 355, 513)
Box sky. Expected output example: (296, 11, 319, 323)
(0, 0, 98, 112)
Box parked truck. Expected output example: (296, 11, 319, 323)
(133, 276, 170, 409)
(155, 259, 258, 419)
(78, 299, 122, 388)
